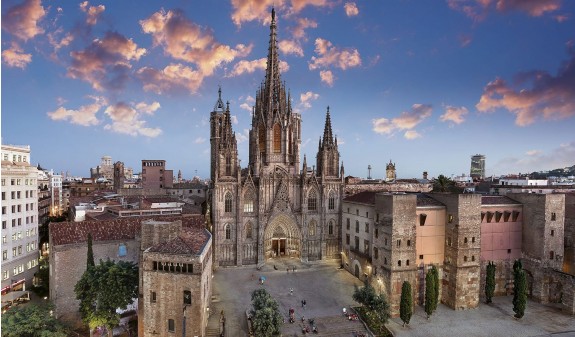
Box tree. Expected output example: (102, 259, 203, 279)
(431, 265, 439, 312)
(1, 303, 69, 337)
(352, 283, 391, 324)
(485, 261, 496, 304)
(512, 260, 527, 318)
(87, 233, 95, 268)
(432, 175, 463, 193)
(75, 259, 139, 337)
(424, 269, 435, 319)
(400, 281, 413, 327)
(250, 289, 282, 337)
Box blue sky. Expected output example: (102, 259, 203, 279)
(2, 0, 574, 180)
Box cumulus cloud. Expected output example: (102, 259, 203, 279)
(231, 115, 239, 124)
(476, 53, 575, 126)
(104, 101, 162, 137)
(228, 58, 289, 77)
(493, 142, 575, 175)
(1, 42, 32, 68)
(320, 70, 334, 86)
(344, 2, 359, 16)
(372, 104, 432, 139)
(440, 106, 468, 124)
(79, 1, 105, 25)
(240, 96, 255, 112)
(290, 0, 329, 13)
(279, 40, 303, 56)
(47, 96, 105, 126)
(141, 9, 251, 79)
(1, 0, 46, 41)
(309, 38, 361, 71)
(300, 91, 319, 110)
(236, 129, 250, 143)
(448, 0, 561, 20)
(291, 18, 317, 40)
(67, 31, 146, 91)
(137, 64, 204, 94)
(47, 28, 74, 54)
(230, 0, 329, 26)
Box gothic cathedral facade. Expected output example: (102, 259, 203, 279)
(210, 9, 344, 267)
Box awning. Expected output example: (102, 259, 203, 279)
(1, 291, 30, 304)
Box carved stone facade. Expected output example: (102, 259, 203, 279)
(210, 9, 343, 267)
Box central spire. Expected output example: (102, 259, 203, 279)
(265, 7, 282, 114)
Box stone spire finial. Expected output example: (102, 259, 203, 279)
(322, 106, 333, 146)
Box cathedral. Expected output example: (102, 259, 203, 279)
(210, 9, 344, 267)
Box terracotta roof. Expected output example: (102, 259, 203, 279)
(50, 215, 205, 246)
(481, 195, 521, 205)
(417, 194, 445, 207)
(147, 227, 210, 255)
(343, 191, 377, 205)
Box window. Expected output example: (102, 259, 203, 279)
(384, 238, 387, 246)
(168, 319, 175, 332)
(375, 228, 378, 239)
(419, 213, 427, 226)
(3, 271, 8, 280)
(365, 223, 369, 233)
(225, 224, 231, 240)
(2, 250, 7, 260)
(356, 209, 359, 216)
(243, 199, 254, 213)
(246, 223, 253, 239)
(419, 254, 424, 259)
(398, 260, 402, 267)
(551, 229, 554, 236)
(12, 248, 17, 257)
(374, 247, 379, 259)
(472, 237, 475, 243)
(346, 218, 350, 230)
(550, 251, 554, 260)
(1, 192, 4, 200)
(406, 260, 410, 266)
(396, 240, 401, 247)
(384, 257, 387, 265)
(2, 207, 6, 214)
(366, 211, 369, 218)
(364, 240, 369, 253)
(551, 212, 556, 221)
(376, 213, 379, 222)
(507, 249, 512, 254)
(308, 190, 317, 211)
(464, 237, 468, 244)
(464, 256, 468, 262)
(328, 194, 335, 210)
(346, 234, 350, 245)
(407, 240, 411, 246)
(224, 192, 233, 213)
(273, 123, 281, 153)
(2, 221, 5, 229)
(308, 221, 316, 236)
(471, 255, 475, 262)
(118, 244, 127, 257)
(183, 290, 192, 305)
(355, 220, 359, 233)
(354, 236, 359, 251)
(448, 214, 454, 223)
(447, 237, 452, 246)
(328, 221, 334, 235)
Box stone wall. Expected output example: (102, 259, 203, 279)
(345, 182, 432, 196)
(564, 194, 575, 274)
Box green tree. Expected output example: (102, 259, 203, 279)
(352, 283, 391, 324)
(431, 265, 439, 312)
(485, 261, 496, 304)
(1, 303, 69, 337)
(512, 260, 527, 318)
(432, 175, 463, 193)
(250, 289, 282, 337)
(75, 259, 139, 337)
(87, 233, 95, 268)
(400, 281, 412, 327)
(424, 269, 435, 319)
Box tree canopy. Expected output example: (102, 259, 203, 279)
(432, 175, 463, 193)
(424, 269, 436, 319)
(485, 261, 496, 304)
(352, 283, 390, 324)
(1, 303, 69, 337)
(512, 260, 527, 318)
(250, 288, 282, 337)
(74, 259, 139, 336)
(400, 281, 413, 327)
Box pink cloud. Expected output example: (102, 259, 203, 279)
(476, 54, 575, 126)
(290, 0, 329, 13)
(228, 58, 289, 77)
(440, 106, 469, 124)
(104, 101, 162, 137)
(47, 96, 105, 126)
(309, 38, 361, 71)
(300, 91, 319, 109)
(47, 28, 74, 53)
(67, 31, 146, 91)
(239, 96, 255, 112)
(140, 9, 251, 78)
(1, 42, 32, 69)
(137, 64, 204, 94)
(1, 0, 46, 41)
(80, 1, 105, 26)
(344, 2, 359, 17)
(230, 0, 279, 26)
(372, 104, 432, 139)
(448, 0, 561, 20)
(291, 18, 317, 40)
(319, 70, 334, 86)
(279, 40, 303, 56)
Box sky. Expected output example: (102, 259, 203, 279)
(1, 0, 574, 180)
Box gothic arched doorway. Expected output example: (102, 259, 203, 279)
(264, 213, 301, 259)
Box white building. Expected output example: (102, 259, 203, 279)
(1, 144, 40, 302)
(499, 178, 548, 186)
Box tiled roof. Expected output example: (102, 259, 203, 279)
(481, 195, 522, 205)
(343, 191, 377, 205)
(147, 227, 210, 255)
(50, 215, 205, 246)
(417, 194, 445, 207)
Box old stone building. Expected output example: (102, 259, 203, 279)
(342, 191, 575, 316)
(210, 9, 344, 267)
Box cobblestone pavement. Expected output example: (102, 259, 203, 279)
(387, 295, 575, 337)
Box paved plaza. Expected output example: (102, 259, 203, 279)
(207, 259, 575, 337)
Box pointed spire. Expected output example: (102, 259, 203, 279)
(214, 85, 225, 111)
(322, 106, 334, 146)
(264, 7, 281, 115)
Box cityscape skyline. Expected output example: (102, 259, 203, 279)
(2, 0, 574, 179)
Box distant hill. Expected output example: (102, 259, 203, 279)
(530, 165, 575, 179)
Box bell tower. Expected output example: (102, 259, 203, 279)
(210, 87, 239, 182)
(316, 107, 340, 178)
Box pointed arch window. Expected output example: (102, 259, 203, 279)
(259, 124, 266, 153)
(244, 198, 254, 213)
(245, 222, 253, 239)
(273, 123, 281, 153)
(225, 155, 231, 176)
(328, 192, 335, 210)
(328, 220, 334, 235)
(309, 220, 316, 236)
(308, 190, 317, 211)
(224, 192, 233, 213)
(225, 224, 231, 240)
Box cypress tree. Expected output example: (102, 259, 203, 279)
(512, 260, 527, 318)
(431, 265, 439, 312)
(485, 261, 496, 304)
(424, 269, 435, 319)
(86, 233, 95, 268)
(400, 281, 412, 327)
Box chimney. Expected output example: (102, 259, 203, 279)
(423, 171, 428, 180)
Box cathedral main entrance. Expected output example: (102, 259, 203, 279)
(264, 213, 300, 259)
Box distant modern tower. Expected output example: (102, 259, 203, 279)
(470, 154, 486, 181)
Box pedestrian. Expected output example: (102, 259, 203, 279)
(293, 266, 295, 272)
(290, 288, 293, 296)
(301, 300, 304, 308)
(303, 299, 306, 309)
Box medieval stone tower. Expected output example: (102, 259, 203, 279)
(210, 9, 344, 267)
